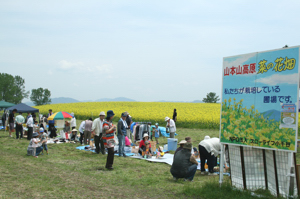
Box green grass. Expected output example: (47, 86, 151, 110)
(0, 126, 292, 198)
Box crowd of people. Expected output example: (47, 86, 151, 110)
(1, 108, 227, 181)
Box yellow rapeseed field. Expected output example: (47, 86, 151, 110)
(35, 102, 221, 129)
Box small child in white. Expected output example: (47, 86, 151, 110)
(39, 128, 48, 155)
(156, 146, 165, 159)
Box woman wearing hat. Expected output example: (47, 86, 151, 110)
(138, 133, 152, 155)
(171, 143, 198, 181)
(103, 110, 117, 170)
(165, 116, 176, 138)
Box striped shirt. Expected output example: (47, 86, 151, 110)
(103, 120, 115, 148)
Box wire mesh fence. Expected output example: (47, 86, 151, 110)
(228, 145, 298, 197)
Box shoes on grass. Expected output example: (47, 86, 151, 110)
(184, 179, 193, 182)
(173, 177, 178, 181)
(208, 172, 218, 176)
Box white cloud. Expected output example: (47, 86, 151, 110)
(59, 60, 84, 70)
(223, 53, 256, 69)
(255, 73, 299, 86)
(58, 60, 112, 74)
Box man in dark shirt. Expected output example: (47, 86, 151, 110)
(125, 112, 132, 140)
(8, 109, 17, 137)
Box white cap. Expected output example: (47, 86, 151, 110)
(39, 128, 44, 133)
(99, 111, 105, 116)
(143, 133, 149, 138)
(71, 112, 74, 115)
(204, 135, 210, 140)
(165, 117, 170, 121)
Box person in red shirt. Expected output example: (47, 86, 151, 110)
(139, 133, 152, 155)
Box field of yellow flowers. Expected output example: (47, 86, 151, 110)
(220, 98, 296, 151)
(35, 102, 221, 129)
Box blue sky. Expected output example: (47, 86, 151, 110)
(1, 1, 300, 102)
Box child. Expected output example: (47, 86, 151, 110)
(30, 132, 44, 158)
(142, 141, 152, 158)
(33, 120, 39, 133)
(39, 128, 48, 155)
(153, 123, 160, 144)
(156, 146, 164, 158)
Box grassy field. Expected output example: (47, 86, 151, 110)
(0, 125, 285, 199)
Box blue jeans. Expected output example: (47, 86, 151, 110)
(185, 164, 197, 180)
(35, 146, 43, 156)
(117, 134, 125, 156)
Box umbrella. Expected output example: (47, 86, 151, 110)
(47, 111, 74, 120)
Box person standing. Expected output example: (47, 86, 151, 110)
(117, 112, 128, 157)
(198, 136, 221, 175)
(84, 118, 93, 145)
(92, 111, 106, 154)
(15, 112, 25, 139)
(78, 120, 85, 145)
(125, 112, 133, 140)
(153, 123, 160, 144)
(47, 109, 56, 138)
(2, 111, 6, 129)
(27, 113, 34, 140)
(165, 116, 176, 138)
(170, 143, 198, 182)
(103, 110, 117, 170)
(70, 112, 76, 130)
(172, 109, 177, 123)
(8, 109, 17, 137)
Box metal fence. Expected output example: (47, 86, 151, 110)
(226, 145, 298, 197)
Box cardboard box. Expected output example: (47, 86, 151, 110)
(150, 141, 156, 152)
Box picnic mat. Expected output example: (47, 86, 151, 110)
(129, 154, 230, 176)
(75, 145, 135, 156)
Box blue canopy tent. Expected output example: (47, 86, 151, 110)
(6, 103, 39, 113)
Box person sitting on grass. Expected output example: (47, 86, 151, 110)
(156, 146, 164, 159)
(142, 141, 152, 158)
(171, 142, 198, 182)
(39, 128, 48, 155)
(139, 133, 152, 155)
(30, 132, 45, 158)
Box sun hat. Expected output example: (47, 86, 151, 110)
(32, 132, 39, 137)
(121, 112, 127, 117)
(204, 135, 211, 140)
(165, 117, 170, 121)
(178, 140, 187, 145)
(99, 111, 105, 116)
(71, 112, 74, 115)
(39, 128, 44, 133)
(183, 143, 192, 150)
(159, 146, 163, 151)
(143, 133, 149, 138)
(72, 129, 78, 132)
(107, 110, 115, 118)
(155, 123, 159, 126)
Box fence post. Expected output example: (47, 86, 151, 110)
(262, 149, 268, 190)
(273, 150, 280, 197)
(240, 146, 246, 190)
